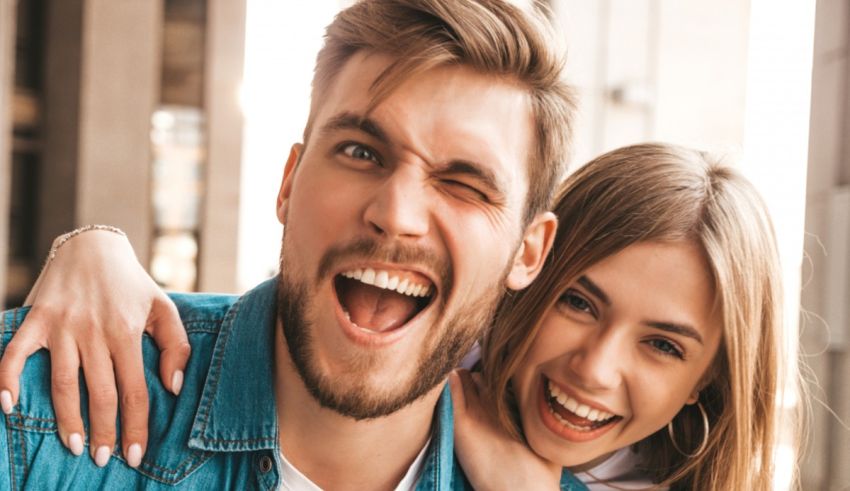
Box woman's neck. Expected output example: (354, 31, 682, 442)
(567, 449, 617, 474)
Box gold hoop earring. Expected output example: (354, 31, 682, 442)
(667, 401, 710, 458)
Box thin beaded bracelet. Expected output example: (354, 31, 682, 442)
(47, 224, 127, 262)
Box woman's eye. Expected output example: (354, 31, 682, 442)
(647, 338, 685, 360)
(341, 143, 380, 164)
(559, 291, 594, 315)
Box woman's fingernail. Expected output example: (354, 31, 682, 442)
(0, 390, 13, 414)
(127, 443, 143, 468)
(69, 433, 84, 456)
(94, 445, 111, 467)
(171, 370, 184, 396)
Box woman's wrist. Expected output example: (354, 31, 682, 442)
(26, 225, 129, 306)
(47, 225, 127, 263)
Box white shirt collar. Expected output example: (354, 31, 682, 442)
(278, 438, 431, 491)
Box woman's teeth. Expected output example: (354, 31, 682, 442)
(547, 380, 617, 423)
(341, 268, 433, 298)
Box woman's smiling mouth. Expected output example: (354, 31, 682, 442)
(538, 376, 623, 442)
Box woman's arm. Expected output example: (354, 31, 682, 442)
(449, 369, 563, 491)
(0, 228, 190, 468)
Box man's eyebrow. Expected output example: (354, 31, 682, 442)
(440, 160, 506, 195)
(645, 321, 704, 345)
(578, 276, 611, 306)
(320, 112, 389, 144)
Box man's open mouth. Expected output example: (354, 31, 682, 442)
(545, 378, 622, 432)
(334, 267, 436, 333)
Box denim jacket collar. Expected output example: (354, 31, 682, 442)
(183, 278, 461, 489)
(417, 384, 457, 490)
(188, 278, 280, 452)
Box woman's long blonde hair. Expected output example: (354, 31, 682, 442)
(482, 143, 798, 489)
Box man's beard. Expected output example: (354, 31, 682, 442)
(277, 237, 506, 420)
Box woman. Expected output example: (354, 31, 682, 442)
(451, 143, 796, 489)
(4, 144, 797, 489)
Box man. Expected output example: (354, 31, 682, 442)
(0, 0, 577, 488)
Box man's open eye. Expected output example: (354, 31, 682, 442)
(341, 143, 381, 164)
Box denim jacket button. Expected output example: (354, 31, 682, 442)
(258, 455, 273, 473)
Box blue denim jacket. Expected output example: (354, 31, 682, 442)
(0, 278, 586, 490)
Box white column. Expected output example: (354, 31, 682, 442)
(0, 0, 16, 307)
(75, 0, 163, 266)
(741, 1, 816, 490)
(197, 0, 246, 293)
(800, 0, 850, 488)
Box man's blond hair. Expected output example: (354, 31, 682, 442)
(304, 0, 577, 223)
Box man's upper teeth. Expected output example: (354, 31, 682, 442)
(547, 380, 615, 422)
(341, 268, 432, 298)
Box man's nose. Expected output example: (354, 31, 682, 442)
(566, 328, 625, 391)
(362, 169, 431, 239)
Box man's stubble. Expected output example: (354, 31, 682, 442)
(276, 232, 509, 420)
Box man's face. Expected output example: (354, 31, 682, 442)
(276, 52, 546, 419)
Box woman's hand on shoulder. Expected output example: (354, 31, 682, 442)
(0, 229, 190, 468)
(450, 368, 562, 491)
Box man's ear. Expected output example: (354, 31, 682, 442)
(505, 211, 558, 290)
(277, 143, 303, 225)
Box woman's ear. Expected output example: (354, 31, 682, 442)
(688, 358, 722, 404)
(505, 211, 558, 291)
(277, 143, 303, 225)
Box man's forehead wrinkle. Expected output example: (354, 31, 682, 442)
(366, 52, 451, 113)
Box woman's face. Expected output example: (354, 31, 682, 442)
(511, 241, 723, 469)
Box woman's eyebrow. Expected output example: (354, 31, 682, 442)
(577, 276, 610, 305)
(644, 321, 704, 344)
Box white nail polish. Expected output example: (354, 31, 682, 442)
(94, 445, 111, 467)
(127, 443, 143, 468)
(0, 390, 12, 414)
(171, 370, 184, 396)
(69, 433, 84, 456)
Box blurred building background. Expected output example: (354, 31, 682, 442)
(0, 0, 846, 488)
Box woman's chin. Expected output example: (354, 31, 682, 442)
(523, 423, 618, 472)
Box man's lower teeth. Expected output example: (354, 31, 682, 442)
(343, 309, 364, 329)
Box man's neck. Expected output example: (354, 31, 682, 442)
(274, 326, 443, 491)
